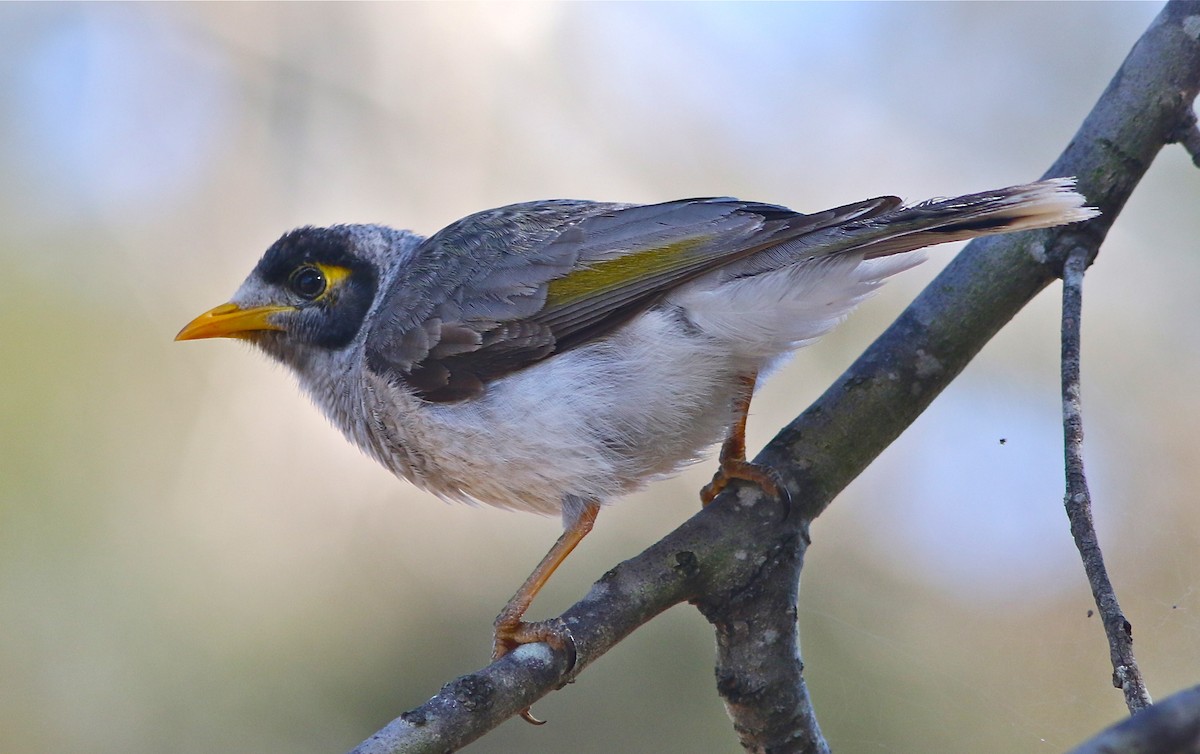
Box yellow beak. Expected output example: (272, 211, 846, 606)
(175, 302, 293, 341)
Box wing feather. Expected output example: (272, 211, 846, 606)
(365, 196, 899, 401)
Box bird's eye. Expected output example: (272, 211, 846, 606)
(289, 266, 326, 300)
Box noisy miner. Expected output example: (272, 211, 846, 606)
(178, 177, 1096, 671)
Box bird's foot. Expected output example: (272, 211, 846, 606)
(700, 458, 789, 510)
(492, 614, 577, 662)
(492, 613, 578, 725)
(487, 500, 595, 724)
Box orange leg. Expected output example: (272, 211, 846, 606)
(700, 371, 784, 506)
(493, 501, 599, 722)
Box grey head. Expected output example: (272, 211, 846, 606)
(223, 224, 424, 377)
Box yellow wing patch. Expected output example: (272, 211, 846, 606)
(545, 237, 709, 308)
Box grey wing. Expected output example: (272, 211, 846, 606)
(364, 196, 900, 402)
(363, 199, 628, 401)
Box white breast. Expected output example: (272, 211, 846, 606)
(351, 307, 746, 516)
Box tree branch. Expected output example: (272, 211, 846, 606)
(1172, 108, 1200, 168)
(1067, 684, 1200, 754)
(348, 3, 1200, 751)
(694, 523, 829, 754)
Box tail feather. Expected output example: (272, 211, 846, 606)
(854, 177, 1098, 259)
(682, 178, 1099, 357)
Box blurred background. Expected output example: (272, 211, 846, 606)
(1, 3, 1197, 753)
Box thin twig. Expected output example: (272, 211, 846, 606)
(1060, 246, 1152, 713)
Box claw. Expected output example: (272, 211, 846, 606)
(519, 708, 547, 725)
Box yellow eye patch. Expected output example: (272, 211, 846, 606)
(314, 264, 352, 295)
(290, 263, 353, 302)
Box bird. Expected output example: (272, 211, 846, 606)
(177, 178, 1096, 676)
